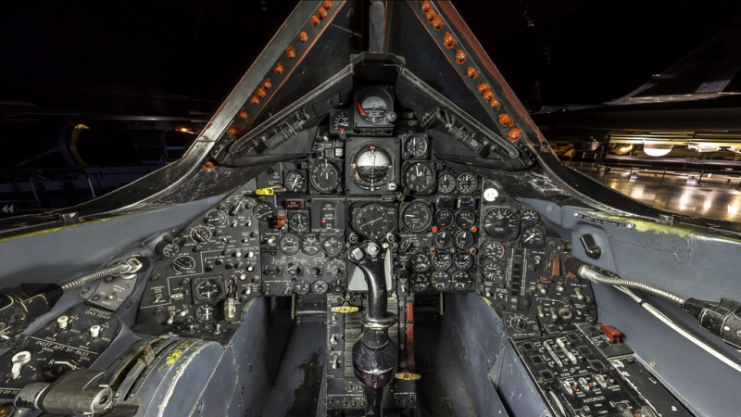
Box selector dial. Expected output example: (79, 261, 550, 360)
(326, 260, 346, 278)
(286, 261, 304, 277)
(173, 256, 196, 273)
(205, 210, 227, 225)
(190, 226, 212, 243)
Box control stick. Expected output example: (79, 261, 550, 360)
(347, 242, 398, 416)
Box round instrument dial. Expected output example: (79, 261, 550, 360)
(404, 136, 428, 158)
(454, 230, 475, 250)
(330, 279, 347, 294)
(452, 271, 473, 291)
(351, 146, 393, 190)
(162, 243, 180, 258)
(433, 229, 454, 249)
(431, 271, 451, 291)
(205, 210, 226, 225)
(313, 280, 329, 295)
(481, 241, 506, 260)
(195, 280, 221, 301)
(295, 279, 311, 295)
(521, 209, 540, 226)
(410, 273, 430, 292)
(358, 94, 389, 124)
(521, 227, 545, 247)
(456, 173, 478, 194)
(253, 202, 275, 222)
(173, 256, 195, 273)
(286, 261, 303, 277)
(453, 253, 474, 270)
(263, 263, 282, 277)
(279, 235, 300, 255)
(432, 252, 453, 270)
(326, 260, 346, 278)
(190, 226, 211, 243)
(404, 163, 435, 193)
(310, 160, 340, 193)
(434, 210, 454, 228)
(410, 254, 431, 272)
(483, 262, 505, 282)
(438, 173, 456, 194)
(195, 305, 216, 322)
(323, 236, 344, 256)
(402, 202, 433, 232)
(284, 171, 305, 192)
(289, 213, 309, 233)
(456, 210, 476, 228)
(301, 235, 321, 256)
(354, 204, 393, 240)
(483, 208, 519, 239)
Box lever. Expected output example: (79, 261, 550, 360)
(346, 242, 398, 417)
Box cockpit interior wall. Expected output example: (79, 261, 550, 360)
(0, 1, 739, 416)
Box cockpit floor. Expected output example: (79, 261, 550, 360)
(262, 321, 327, 417)
(415, 319, 477, 417)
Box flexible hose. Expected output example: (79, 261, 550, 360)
(578, 266, 688, 307)
(61, 258, 141, 292)
(615, 285, 741, 375)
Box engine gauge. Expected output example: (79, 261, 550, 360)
(301, 235, 321, 256)
(433, 229, 454, 249)
(313, 280, 329, 295)
(284, 171, 305, 192)
(452, 271, 473, 291)
(456, 173, 478, 194)
(295, 279, 311, 295)
(434, 209, 454, 228)
(289, 212, 309, 233)
(350, 146, 394, 191)
(521, 208, 541, 226)
(410, 254, 431, 272)
(330, 279, 347, 294)
(438, 173, 456, 194)
(481, 241, 506, 260)
(483, 208, 519, 239)
(410, 273, 430, 292)
(195, 305, 217, 322)
(173, 256, 196, 273)
(195, 279, 221, 301)
(521, 226, 545, 247)
(353, 204, 393, 240)
(323, 236, 344, 257)
(253, 202, 275, 222)
(286, 261, 303, 277)
(455, 210, 477, 228)
(279, 235, 300, 255)
(483, 262, 505, 282)
(333, 111, 351, 133)
(432, 252, 453, 270)
(453, 253, 474, 270)
(402, 202, 432, 232)
(190, 226, 212, 243)
(205, 210, 226, 225)
(454, 230, 475, 250)
(263, 263, 282, 277)
(404, 163, 435, 193)
(404, 135, 428, 158)
(310, 160, 341, 193)
(431, 271, 451, 291)
(326, 260, 346, 278)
